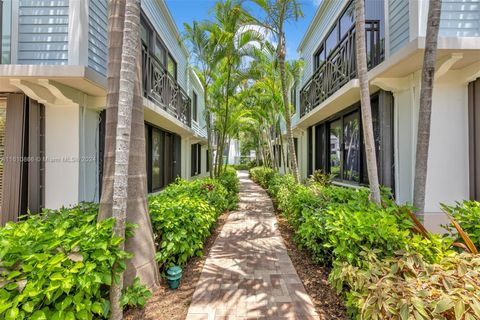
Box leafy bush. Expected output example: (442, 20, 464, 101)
(307, 169, 332, 187)
(249, 166, 275, 189)
(218, 166, 240, 210)
(232, 163, 250, 170)
(121, 278, 152, 309)
(334, 251, 480, 319)
(150, 194, 216, 269)
(442, 201, 480, 248)
(0, 203, 129, 319)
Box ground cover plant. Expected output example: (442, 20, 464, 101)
(249, 167, 479, 319)
(0, 171, 239, 319)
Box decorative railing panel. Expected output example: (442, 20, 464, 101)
(300, 21, 384, 118)
(142, 45, 192, 127)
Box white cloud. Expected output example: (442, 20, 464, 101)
(311, 0, 323, 6)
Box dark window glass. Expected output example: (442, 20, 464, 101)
(206, 150, 210, 172)
(154, 38, 166, 66)
(339, 2, 355, 39)
(193, 91, 198, 122)
(314, 46, 325, 70)
(141, 21, 149, 45)
(329, 119, 342, 179)
(152, 129, 164, 190)
(167, 54, 177, 79)
(343, 111, 360, 182)
(325, 28, 338, 58)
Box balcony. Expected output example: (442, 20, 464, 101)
(300, 20, 384, 118)
(142, 44, 192, 127)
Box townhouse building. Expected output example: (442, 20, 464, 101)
(0, 0, 209, 224)
(291, 0, 480, 231)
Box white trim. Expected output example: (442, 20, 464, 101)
(384, 0, 390, 58)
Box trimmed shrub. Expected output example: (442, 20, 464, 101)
(218, 166, 240, 210)
(150, 194, 216, 269)
(149, 172, 240, 270)
(0, 203, 130, 319)
(249, 166, 275, 189)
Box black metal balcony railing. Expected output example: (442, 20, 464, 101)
(142, 44, 192, 127)
(300, 20, 384, 118)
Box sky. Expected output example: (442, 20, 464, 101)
(165, 0, 320, 60)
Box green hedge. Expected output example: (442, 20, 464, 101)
(149, 170, 239, 269)
(249, 167, 479, 319)
(0, 171, 240, 319)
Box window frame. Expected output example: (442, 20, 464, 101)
(192, 91, 198, 122)
(144, 122, 180, 192)
(315, 93, 387, 186)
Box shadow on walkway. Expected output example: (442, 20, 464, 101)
(186, 171, 319, 320)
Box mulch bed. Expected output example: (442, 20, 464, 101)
(124, 210, 231, 320)
(275, 213, 348, 319)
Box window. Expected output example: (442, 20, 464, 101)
(313, 45, 324, 70)
(312, 91, 394, 187)
(192, 91, 198, 122)
(329, 119, 342, 179)
(312, 0, 385, 72)
(206, 150, 210, 173)
(151, 129, 164, 190)
(469, 78, 480, 200)
(145, 123, 181, 192)
(154, 38, 166, 66)
(141, 13, 177, 77)
(167, 54, 177, 79)
(191, 143, 201, 176)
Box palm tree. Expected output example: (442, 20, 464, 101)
(99, 0, 159, 317)
(251, 0, 303, 182)
(183, 21, 223, 178)
(413, 0, 442, 216)
(354, 0, 381, 204)
(206, 1, 262, 176)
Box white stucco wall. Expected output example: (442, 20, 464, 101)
(45, 104, 80, 209)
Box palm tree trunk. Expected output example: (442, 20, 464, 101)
(99, 0, 159, 310)
(355, 0, 381, 204)
(204, 86, 214, 178)
(413, 0, 442, 216)
(107, 0, 142, 318)
(278, 32, 300, 182)
(218, 62, 233, 177)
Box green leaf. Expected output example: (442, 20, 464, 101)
(31, 310, 47, 320)
(455, 300, 465, 320)
(433, 298, 454, 314)
(22, 301, 35, 313)
(5, 307, 19, 320)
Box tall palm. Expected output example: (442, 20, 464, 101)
(99, 0, 159, 317)
(183, 21, 224, 178)
(414, 0, 442, 216)
(354, 0, 381, 204)
(251, 0, 303, 182)
(208, 0, 262, 176)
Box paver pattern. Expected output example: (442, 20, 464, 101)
(186, 171, 319, 320)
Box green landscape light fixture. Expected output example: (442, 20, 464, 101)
(166, 265, 183, 289)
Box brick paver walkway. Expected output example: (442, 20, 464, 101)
(186, 171, 319, 320)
